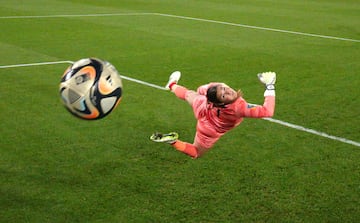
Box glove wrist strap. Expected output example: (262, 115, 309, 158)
(266, 84, 275, 90)
(264, 84, 275, 96)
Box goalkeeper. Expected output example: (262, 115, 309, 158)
(150, 71, 276, 158)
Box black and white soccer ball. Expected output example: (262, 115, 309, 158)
(59, 58, 123, 120)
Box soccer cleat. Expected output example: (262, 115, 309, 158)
(165, 71, 181, 90)
(150, 132, 179, 144)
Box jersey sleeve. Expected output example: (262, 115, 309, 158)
(236, 96, 275, 118)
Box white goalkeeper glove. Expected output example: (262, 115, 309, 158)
(257, 71, 276, 96)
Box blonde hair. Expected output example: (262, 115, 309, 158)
(237, 89, 243, 97)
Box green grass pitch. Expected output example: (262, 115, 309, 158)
(0, 0, 359, 222)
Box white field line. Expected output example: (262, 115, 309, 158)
(0, 12, 154, 19)
(0, 12, 359, 43)
(263, 118, 360, 147)
(0, 61, 73, 68)
(0, 61, 166, 90)
(118, 75, 166, 90)
(0, 61, 359, 148)
(154, 13, 360, 43)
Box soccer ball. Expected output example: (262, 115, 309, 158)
(59, 58, 123, 120)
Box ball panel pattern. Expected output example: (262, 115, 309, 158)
(59, 58, 123, 120)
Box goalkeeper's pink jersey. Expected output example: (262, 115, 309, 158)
(191, 83, 275, 148)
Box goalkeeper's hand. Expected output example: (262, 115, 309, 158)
(257, 71, 276, 96)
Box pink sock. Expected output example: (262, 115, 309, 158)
(172, 140, 199, 158)
(172, 85, 188, 100)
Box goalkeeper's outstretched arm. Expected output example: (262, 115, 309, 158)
(239, 72, 276, 118)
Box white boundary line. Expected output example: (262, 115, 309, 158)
(0, 12, 154, 19)
(154, 13, 360, 43)
(0, 61, 166, 90)
(263, 118, 360, 147)
(118, 75, 166, 90)
(0, 61, 73, 68)
(0, 12, 359, 43)
(1, 61, 359, 148)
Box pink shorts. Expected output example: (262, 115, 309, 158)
(191, 95, 223, 149)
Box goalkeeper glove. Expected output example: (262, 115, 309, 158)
(257, 71, 276, 96)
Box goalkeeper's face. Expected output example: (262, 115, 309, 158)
(216, 84, 240, 105)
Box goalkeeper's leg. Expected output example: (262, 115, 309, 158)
(171, 84, 188, 100)
(150, 132, 202, 158)
(171, 134, 212, 159)
(165, 71, 198, 104)
(171, 85, 199, 109)
(166, 70, 188, 100)
(171, 140, 201, 158)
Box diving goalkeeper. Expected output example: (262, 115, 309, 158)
(150, 71, 276, 158)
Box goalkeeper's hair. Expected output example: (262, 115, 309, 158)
(206, 86, 221, 104)
(206, 85, 243, 105)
